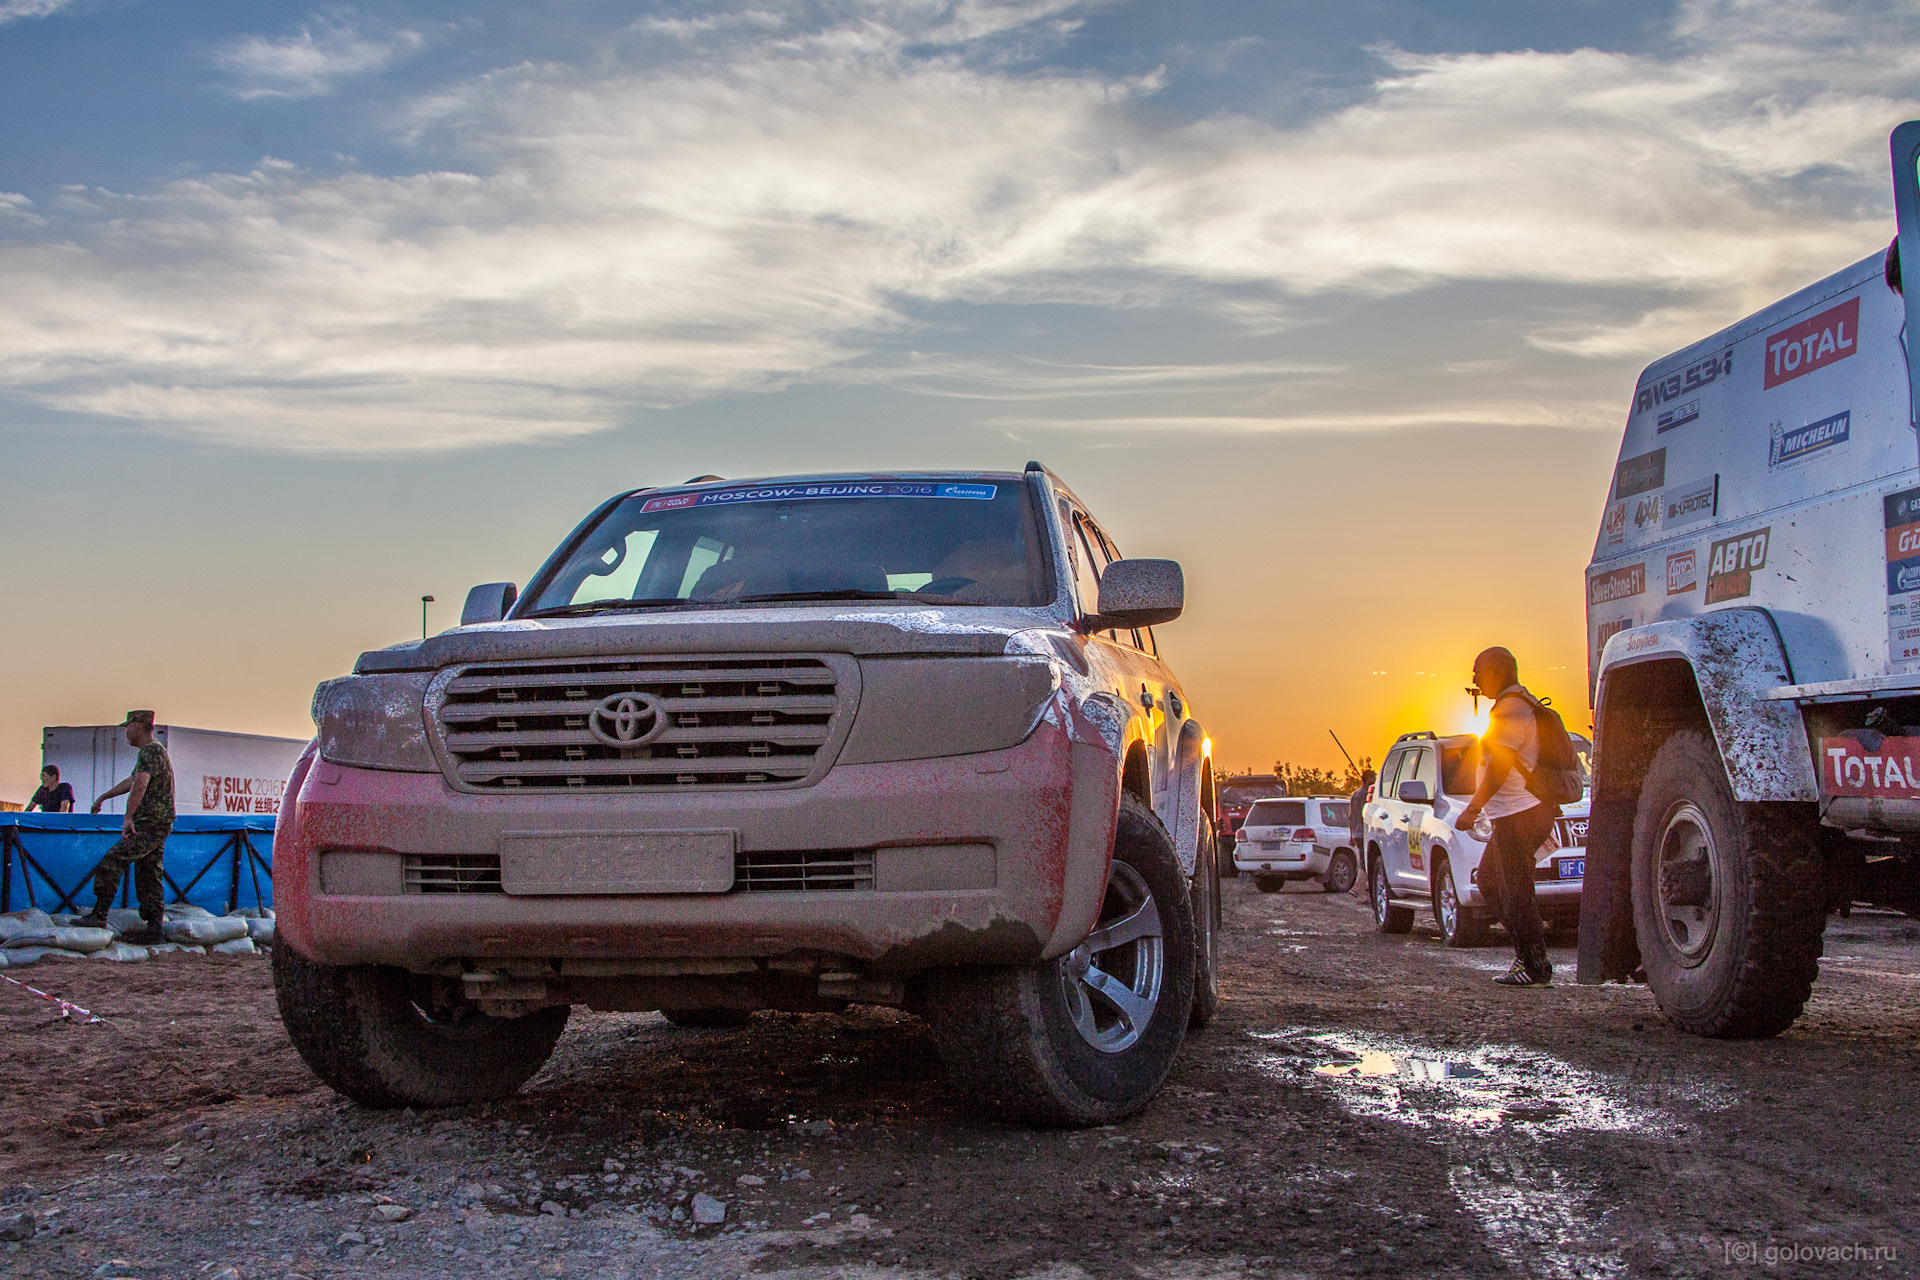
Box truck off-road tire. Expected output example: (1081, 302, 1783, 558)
(272, 943, 569, 1108)
(1189, 815, 1221, 1032)
(1630, 731, 1826, 1038)
(662, 1008, 754, 1028)
(1371, 856, 1414, 934)
(1431, 855, 1489, 948)
(1324, 850, 1358, 894)
(924, 792, 1196, 1126)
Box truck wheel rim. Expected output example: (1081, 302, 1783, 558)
(1061, 862, 1165, 1054)
(1330, 854, 1355, 893)
(1656, 801, 1722, 967)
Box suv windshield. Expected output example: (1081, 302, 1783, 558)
(526, 479, 1051, 614)
(1441, 731, 1594, 797)
(1246, 799, 1307, 826)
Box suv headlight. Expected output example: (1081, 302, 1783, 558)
(312, 673, 437, 772)
(839, 656, 1059, 765)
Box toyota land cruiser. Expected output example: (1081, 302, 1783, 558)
(272, 465, 1219, 1126)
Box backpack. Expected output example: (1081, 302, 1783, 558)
(1499, 690, 1585, 807)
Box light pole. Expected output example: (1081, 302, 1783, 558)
(421, 595, 435, 639)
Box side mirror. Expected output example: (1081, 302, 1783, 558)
(1397, 780, 1433, 805)
(1090, 558, 1184, 629)
(461, 582, 518, 626)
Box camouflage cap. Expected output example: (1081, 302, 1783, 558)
(119, 710, 155, 727)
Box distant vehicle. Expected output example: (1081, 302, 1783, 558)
(1234, 795, 1357, 894)
(1582, 123, 1920, 1038)
(1216, 773, 1287, 852)
(1364, 731, 1591, 947)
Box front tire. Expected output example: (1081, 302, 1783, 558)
(1431, 855, 1488, 948)
(272, 943, 569, 1108)
(1630, 731, 1825, 1038)
(925, 792, 1196, 1126)
(1371, 856, 1414, 934)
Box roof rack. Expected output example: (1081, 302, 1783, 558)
(1392, 731, 1439, 743)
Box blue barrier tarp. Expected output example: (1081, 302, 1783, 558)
(0, 813, 275, 916)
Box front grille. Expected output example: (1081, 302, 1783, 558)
(405, 854, 504, 894)
(734, 850, 875, 892)
(433, 656, 845, 792)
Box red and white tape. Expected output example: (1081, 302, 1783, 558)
(0, 972, 112, 1025)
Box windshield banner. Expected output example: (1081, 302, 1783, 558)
(641, 482, 996, 513)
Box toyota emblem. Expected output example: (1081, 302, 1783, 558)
(588, 692, 668, 747)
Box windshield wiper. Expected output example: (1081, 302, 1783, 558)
(735, 589, 907, 604)
(524, 597, 697, 618)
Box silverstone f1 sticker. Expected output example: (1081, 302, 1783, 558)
(641, 482, 997, 513)
(1769, 410, 1849, 471)
(1587, 563, 1646, 606)
(1704, 527, 1769, 604)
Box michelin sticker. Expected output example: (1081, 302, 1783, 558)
(642, 482, 997, 513)
(1885, 486, 1920, 670)
(1769, 410, 1850, 471)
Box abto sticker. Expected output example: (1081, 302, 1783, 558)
(641, 481, 997, 513)
(1705, 527, 1769, 604)
(1769, 410, 1850, 471)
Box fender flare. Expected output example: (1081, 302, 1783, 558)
(1594, 607, 1816, 802)
(1167, 719, 1210, 877)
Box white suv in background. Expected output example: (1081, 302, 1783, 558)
(1363, 731, 1590, 946)
(1232, 795, 1358, 894)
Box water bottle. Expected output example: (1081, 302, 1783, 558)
(1471, 812, 1493, 843)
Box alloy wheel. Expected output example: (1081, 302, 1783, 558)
(1061, 862, 1166, 1053)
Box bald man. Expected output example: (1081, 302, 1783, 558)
(1453, 647, 1558, 986)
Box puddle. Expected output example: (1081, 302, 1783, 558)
(1250, 1028, 1724, 1133)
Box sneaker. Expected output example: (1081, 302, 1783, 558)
(1493, 959, 1551, 987)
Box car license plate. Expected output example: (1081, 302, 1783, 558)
(499, 829, 736, 894)
(1556, 857, 1585, 880)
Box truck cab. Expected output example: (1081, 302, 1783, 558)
(1580, 124, 1920, 1036)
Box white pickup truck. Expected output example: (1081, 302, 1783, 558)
(1579, 123, 1920, 1037)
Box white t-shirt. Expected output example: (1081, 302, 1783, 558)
(1480, 685, 1541, 820)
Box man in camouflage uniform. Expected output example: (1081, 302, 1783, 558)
(81, 710, 173, 944)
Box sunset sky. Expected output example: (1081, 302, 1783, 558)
(1, 0, 1914, 800)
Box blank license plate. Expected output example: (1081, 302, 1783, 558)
(1557, 857, 1585, 880)
(499, 830, 736, 895)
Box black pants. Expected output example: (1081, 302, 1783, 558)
(1480, 804, 1558, 974)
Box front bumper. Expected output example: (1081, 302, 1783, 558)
(274, 722, 1119, 976)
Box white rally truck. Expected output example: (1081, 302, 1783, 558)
(1579, 123, 1920, 1036)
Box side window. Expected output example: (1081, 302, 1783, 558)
(1377, 750, 1408, 804)
(1084, 519, 1144, 649)
(1407, 747, 1440, 794)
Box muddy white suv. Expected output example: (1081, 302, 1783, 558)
(1232, 796, 1357, 893)
(273, 466, 1220, 1126)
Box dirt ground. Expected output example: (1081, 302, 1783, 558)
(1, 877, 1914, 1280)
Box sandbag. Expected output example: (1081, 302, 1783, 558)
(90, 943, 150, 962)
(147, 943, 207, 956)
(163, 904, 216, 921)
(105, 908, 147, 936)
(245, 917, 276, 944)
(162, 918, 248, 946)
(210, 937, 257, 957)
(3, 946, 89, 966)
(0, 909, 54, 941)
(3, 927, 116, 954)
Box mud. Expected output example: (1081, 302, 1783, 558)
(0, 881, 1914, 1278)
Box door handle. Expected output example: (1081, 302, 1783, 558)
(1139, 684, 1154, 711)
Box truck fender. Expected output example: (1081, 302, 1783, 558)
(1594, 607, 1816, 803)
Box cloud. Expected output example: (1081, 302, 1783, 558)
(1, 0, 1916, 452)
(0, 0, 79, 24)
(213, 11, 423, 100)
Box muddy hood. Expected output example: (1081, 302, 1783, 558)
(352, 605, 1062, 673)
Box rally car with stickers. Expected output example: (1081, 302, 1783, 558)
(1579, 123, 1920, 1039)
(272, 465, 1219, 1127)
